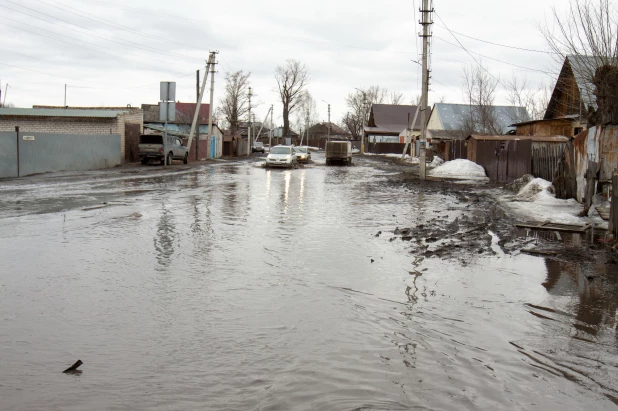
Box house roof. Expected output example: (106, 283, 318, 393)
(141, 103, 210, 124)
(432, 103, 529, 133)
(0, 108, 123, 118)
(308, 122, 349, 136)
(510, 117, 576, 127)
(428, 129, 467, 140)
(369, 104, 423, 130)
(466, 134, 570, 142)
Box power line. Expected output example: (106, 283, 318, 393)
(0, 1, 203, 63)
(433, 19, 558, 55)
(77, 0, 418, 56)
(433, 36, 556, 75)
(30, 0, 211, 59)
(0, 18, 187, 76)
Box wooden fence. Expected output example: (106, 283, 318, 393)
(532, 143, 565, 182)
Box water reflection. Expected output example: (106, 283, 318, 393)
(153, 205, 176, 269)
(543, 259, 618, 338)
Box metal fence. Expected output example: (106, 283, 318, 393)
(0, 130, 121, 178)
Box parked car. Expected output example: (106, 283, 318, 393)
(293, 146, 312, 163)
(252, 141, 265, 153)
(138, 134, 189, 165)
(325, 141, 353, 166)
(265, 145, 298, 168)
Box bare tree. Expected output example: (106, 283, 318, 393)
(389, 91, 404, 105)
(275, 59, 310, 138)
(505, 76, 549, 121)
(460, 62, 502, 135)
(541, 0, 618, 122)
(342, 85, 389, 138)
(219, 71, 251, 134)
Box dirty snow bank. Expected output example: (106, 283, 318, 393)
(501, 177, 600, 227)
(430, 156, 444, 167)
(429, 159, 489, 180)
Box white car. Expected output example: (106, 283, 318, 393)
(293, 146, 312, 163)
(265, 145, 298, 168)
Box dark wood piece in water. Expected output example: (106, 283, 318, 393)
(63, 360, 83, 373)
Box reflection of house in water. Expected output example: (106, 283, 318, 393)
(543, 259, 618, 338)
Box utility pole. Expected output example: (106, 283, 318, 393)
(361, 92, 367, 155)
(64, 84, 67, 107)
(419, 0, 433, 180)
(321, 100, 331, 149)
(305, 109, 310, 146)
(187, 54, 213, 153)
(269, 104, 273, 149)
(196, 69, 200, 160)
(247, 87, 252, 156)
(207, 52, 217, 159)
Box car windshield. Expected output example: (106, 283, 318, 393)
(294, 147, 307, 153)
(271, 147, 291, 154)
(139, 135, 163, 144)
(255, 142, 264, 146)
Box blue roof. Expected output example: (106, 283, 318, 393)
(433, 103, 529, 133)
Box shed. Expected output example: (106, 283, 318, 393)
(511, 118, 581, 138)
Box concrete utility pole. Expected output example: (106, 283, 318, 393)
(64, 84, 67, 107)
(353, 87, 367, 154)
(419, 0, 433, 180)
(207, 53, 217, 159)
(196, 69, 200, 160)
(247, 87, 252, 156)
(187, 53, 214, 154)
(322, 100, 331, 146)
(269, 104, 274, 149)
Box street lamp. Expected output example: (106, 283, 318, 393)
(353, 87, 367, 155)
(321, 100, 331, 148)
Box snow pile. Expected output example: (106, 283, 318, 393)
(429, 156, 444, 167)
(514, 178, 553, 201)
(429, 159, 488, 180)
(503, 177, 589, 226)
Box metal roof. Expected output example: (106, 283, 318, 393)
(433, 103, 529, 132)
(466, 134, 570, 142)
(0, 108, 123, 118)
(369, 104, 423, 130)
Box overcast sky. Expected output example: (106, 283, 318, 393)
(0, 0, 567, 126)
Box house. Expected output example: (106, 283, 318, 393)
(511, 118, 582, 138)
(0, 107, 134, 178)
(272, 127, 300, 146)
(544, 55, 602, 123)
(427, 103, 529, 136)
(364, 104, 423, 144)
(141, 102, 223, 159)
(306, 122, 351, 149)
(426, 103, 529, 161)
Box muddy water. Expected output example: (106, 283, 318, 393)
(0, 155, 617, 410)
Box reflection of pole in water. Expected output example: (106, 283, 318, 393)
(154, 205, 177, 269)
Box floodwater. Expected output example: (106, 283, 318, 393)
(0, 154, 616, 410)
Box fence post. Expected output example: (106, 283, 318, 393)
(15, 126, 20, 177)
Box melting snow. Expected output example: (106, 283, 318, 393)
(429, 159, 489, 180)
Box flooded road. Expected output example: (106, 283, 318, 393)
(1, 154, 617, 410)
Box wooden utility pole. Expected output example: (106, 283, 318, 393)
(207, 52, 217, 159)
(419, 0, 433, 180)
(196, 69, 200, 160)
